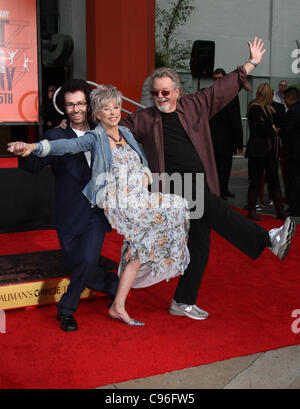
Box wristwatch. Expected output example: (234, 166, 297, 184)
(248, 58, 258, 67)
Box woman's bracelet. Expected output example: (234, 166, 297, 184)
(32, 142, 43, 156)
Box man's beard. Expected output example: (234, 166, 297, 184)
(155, 101, 170, 113)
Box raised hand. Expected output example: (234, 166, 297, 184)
(7, 141, 36, 157)
(248, 36, 266, 65)
(57, 118, 67, 129)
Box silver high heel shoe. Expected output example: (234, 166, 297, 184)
(109, 314, 145, 326)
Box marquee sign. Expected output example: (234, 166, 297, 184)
(0, 0, 39, 123)
(0, 277, 96, 310)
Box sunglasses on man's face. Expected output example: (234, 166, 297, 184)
(151, 89, 175, 97)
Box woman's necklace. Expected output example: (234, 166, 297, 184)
(107, 131, 123, 148)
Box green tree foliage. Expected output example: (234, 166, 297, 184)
(156, 0, 196, 70)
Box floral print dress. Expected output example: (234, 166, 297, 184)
(103, 144, 190, 288)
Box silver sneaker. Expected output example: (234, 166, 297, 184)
(269, 216, 296, 260)
(169, 300, 209, 320)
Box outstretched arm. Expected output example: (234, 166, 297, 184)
(195, 36, 266, 120)
(8, 133, 95, 158)
(7, 141, 35, 157)
(243, 36, 266, 74)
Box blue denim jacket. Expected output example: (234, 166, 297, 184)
(39, 123, 150, 206)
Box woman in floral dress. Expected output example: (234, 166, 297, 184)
(8, 85, 190, 326)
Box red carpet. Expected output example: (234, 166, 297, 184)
(0, 157, 18, 168)
(0, 212, 300, 389)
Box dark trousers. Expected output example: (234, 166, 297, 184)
(215, 154, 233, 196)
(174, 189, 271, 305)
(248, 151, 280, 191)
(284, 158, 300, 214)
(57, 210, 118, 315)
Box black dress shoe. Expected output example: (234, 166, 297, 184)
(57, 313, 78, 332)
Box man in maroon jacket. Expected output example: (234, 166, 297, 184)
(120, 37, 296, 320)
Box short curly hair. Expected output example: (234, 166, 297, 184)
(149, 67, 181, 91)
(57, 79, 92, 115)
(90, 84, 123, 124)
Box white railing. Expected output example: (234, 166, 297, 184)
(53, 81, 145, 115)
(119, 95, 145, 114)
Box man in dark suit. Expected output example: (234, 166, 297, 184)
(209, 68, 244, 199)
(279, 87, 300, 216)
(19, 79, 119, 331)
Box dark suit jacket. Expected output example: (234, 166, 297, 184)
(271, 101, 286, 128)
(245, 104, 275, 158)
(279, 100, 300, 159)
(19, 123, 110, 235)
(209, 95, 243, 155)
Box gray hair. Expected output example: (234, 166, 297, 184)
(90, 84, 123, 123)
(149, 67, 181, 92)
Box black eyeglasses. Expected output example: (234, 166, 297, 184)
(151, 89, 175, 97)
(65, 101, 87, 110)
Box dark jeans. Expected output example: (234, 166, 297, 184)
(215, 153, 233, 196)
(57, 210, 118, 315)
(284, 158, 300, 214)
(248, 151, 280, 191)
(174, 189, 271, 305)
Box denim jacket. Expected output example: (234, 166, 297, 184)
(39, 123, 150, 206)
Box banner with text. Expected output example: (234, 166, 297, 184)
(0, 277, 96, 310)
(0, 0, 39, 123)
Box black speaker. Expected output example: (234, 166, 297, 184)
(190, 40, 215, 78)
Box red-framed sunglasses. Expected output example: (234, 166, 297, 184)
(151, 89, 175, 97)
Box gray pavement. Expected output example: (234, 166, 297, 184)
(99, 157, 300, 390)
